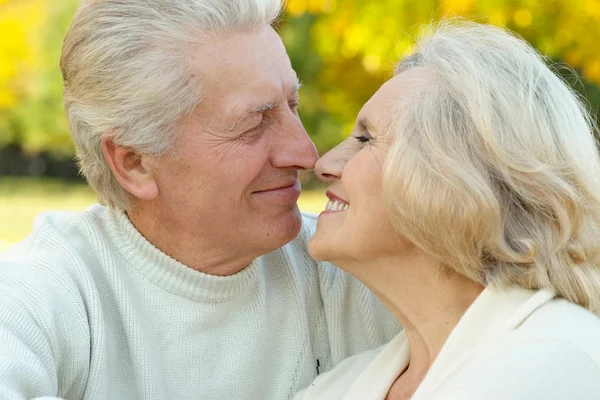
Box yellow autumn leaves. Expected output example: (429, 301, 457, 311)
(0, 0, 46, 108)
(287, 0, 600, 83)
(0, 0, 599, 155)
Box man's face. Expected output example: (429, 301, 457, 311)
(149, 26, 318, 260)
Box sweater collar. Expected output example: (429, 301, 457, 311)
(102, 206, 260, 303)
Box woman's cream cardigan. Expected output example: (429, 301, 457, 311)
(295, 286, 600, 399)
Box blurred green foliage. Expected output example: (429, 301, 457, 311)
(0, 0, 78, 157)
(1, 0, 599, 159)
(285, 0, 600, 153)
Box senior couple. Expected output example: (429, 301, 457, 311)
(1, 0, 600, 399)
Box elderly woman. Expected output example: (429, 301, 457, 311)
(296, 21, 600, 399)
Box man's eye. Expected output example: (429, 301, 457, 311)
(289, 101, 300, 110)
(239, 122, 262, 139)
(237, 126, 262, 143)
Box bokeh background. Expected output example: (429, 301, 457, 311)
(1, 0, 600, 250)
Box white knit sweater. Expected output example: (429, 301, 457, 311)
(0, 205, 400, 400)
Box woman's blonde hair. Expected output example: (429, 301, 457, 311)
(383, 20, 600, 314)
(60, 0, 283, 210)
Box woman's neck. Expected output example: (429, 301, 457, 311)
(344, 252, 484, 388)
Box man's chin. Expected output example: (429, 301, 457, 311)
(280, 206, 303, 234)
(266, 207, 303, 245)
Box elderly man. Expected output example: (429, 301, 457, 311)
(0, 0, 399, 399)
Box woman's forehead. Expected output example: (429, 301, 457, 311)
(358, 70, 428, 135)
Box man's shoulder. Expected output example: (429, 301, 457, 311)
(0, 204, 110, 289)
(4, 203, 106, 252)
(0, 206, 112, 328)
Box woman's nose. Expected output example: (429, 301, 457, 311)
(314, 145, 346, 183)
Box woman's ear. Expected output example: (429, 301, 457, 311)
(101, 133, 159, 201)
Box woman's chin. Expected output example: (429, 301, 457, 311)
(307, 236, 331, 262)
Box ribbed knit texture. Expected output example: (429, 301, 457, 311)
(0, 204, 400, 400)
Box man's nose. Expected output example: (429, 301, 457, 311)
(271, 114, 318, 171)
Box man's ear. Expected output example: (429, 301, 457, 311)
(101, 133, 159, 201)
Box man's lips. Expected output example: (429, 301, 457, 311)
(253, 181, 299, 193)
(251, 180, 302, 202)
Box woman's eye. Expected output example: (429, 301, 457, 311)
(355, 134, 371, 144)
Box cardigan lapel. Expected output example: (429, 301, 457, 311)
(342, 331, 410, 400)
(412, 286, 556, 399)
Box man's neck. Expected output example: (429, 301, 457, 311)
(127, 208, 258, 276)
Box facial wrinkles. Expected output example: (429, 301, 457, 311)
(358, 109, 394, 154)
(193, 39, 289, 128)
(183, 104, 265, 165)
(228, 109, 264, 133)
(210, 79, 298, 145)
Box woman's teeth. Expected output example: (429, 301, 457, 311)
(325, 199, 349, 212)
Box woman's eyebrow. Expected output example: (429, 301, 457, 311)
(356, 117, 373, 133)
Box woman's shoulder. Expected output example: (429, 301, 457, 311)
(515, 297, 600, 355)
(415, 295, 600, 399)
(482, 297, 600, 378)
(432, 299, 600, 399)
(434, 334, 600, 399)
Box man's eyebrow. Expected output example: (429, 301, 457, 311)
(251, 78, 302, 112)
(228, 103, 273, 131)
(228, 78, 302, 131)
(253, 103, 275, 113)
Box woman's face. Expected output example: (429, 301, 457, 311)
(309, 71, 421, 265)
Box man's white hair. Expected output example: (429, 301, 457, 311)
(383, 20, 600, 314)
(60, 0, 284, 210)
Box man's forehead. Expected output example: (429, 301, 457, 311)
(185, 30, 299, 122)
(188, 27, 292, 87)
(221, 77, 301, 129)
(227, 76, 301, 110)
